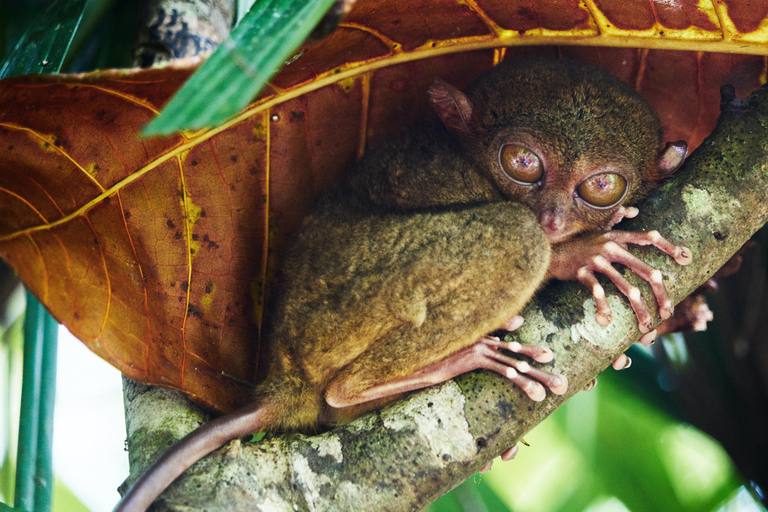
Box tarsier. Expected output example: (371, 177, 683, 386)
(116, 57, 692, 511)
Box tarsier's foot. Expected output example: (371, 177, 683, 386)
(475, 334, 568, 401)
(550, 229, 692, 333)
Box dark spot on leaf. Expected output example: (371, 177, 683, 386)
(390, 79, 406, 92)
(174, 230, 182, 240)
(200, 210, 206, 217)
(289, 111, 305, 122)
(167, 219, 175, 229)
(230, 184, 236, 191)
(102, 196, 111, 205)
(74, 312, 80, 319)
(171, 282, 176, 287)
(249, 166, 258, 176)
(181, 281, 189, 292)
(96, 110, 106, 121)
(191, 160, 199, 166)
(178, 297, 183, 302)
(7, 145, 13, 150)
(205, 282, 213, 294)
(187, 304, 201, 317)
(192, 234, 199, 241)
(230, 155, 238, 162)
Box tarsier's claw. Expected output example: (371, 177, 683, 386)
(582, 378, 597, 391)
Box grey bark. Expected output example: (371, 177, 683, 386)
(118, 83, 768, 511)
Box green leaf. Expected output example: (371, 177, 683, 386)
(143, 0, 338, 136)
(0, 0, 87, 79)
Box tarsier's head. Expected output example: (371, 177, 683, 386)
(428, 57, 687, 243)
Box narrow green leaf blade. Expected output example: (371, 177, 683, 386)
(143, 0, 338, 136)
(0, 0, 87, 79)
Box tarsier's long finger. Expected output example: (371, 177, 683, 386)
(590, 255, 654, 332)
(479, 350, 547, 402)
(521, 365, 568, 395)
(485, 338, 553, 363)
(484, 343, 532, 374)
(608, 230, 692, 266)
(576, 267, 612, 325)
(604, 242, 674, 319)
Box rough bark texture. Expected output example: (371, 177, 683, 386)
(118, 83, 768, 511)
(132, 0, 234, 67)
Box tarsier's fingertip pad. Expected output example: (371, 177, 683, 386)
(612, 356, 632, 370)
(638, 329, 657, 346)
(534, 348, 554, 363)
(527, 385, 547, 402)
(501, 445, 519, 461)
(550, 375, 568, 395)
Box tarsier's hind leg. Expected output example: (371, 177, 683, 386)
(325, 316, 567, 410)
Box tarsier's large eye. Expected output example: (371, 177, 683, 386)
(577, 173, 627, 207)
(499, 144, 543, 184)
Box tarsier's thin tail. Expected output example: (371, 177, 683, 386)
(113, 400, 276, 512)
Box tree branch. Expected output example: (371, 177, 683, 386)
(120, 82, 768, 511)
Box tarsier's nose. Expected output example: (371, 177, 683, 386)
(539, 206, 570, 243)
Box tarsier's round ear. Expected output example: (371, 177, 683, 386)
(427, 78, 484, 137)
(657, 140, 688, 177)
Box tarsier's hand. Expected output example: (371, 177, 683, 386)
(548, 229, 692, 333)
